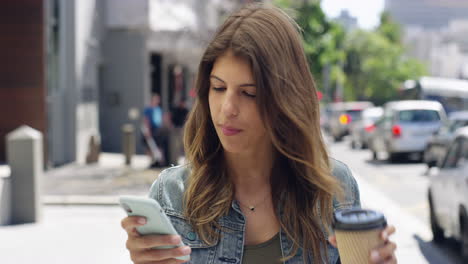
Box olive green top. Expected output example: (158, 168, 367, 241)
(242, 233, 282, 264)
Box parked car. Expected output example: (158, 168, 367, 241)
(369, 100, 447, 162)
(328, 101, 374, 142)
(424, 111, 468, 168)
(320, 104, 332, 133)
(349, 107, 383, 149)
(428, 126, 468, 261)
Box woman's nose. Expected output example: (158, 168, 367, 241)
(222, 93, 240, 118)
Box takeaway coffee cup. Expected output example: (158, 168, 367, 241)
(333, 209, 387, 264)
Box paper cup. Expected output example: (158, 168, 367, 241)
(333, 209, 387, 264)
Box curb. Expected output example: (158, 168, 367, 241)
(43, 195, 120, 206)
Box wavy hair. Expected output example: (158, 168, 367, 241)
(183, 3, 343, 263)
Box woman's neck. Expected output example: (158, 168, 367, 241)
(224, 147, 274, 195)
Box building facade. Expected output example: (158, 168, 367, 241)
(0, 0, 250, 167)
(0, 1, 47, 163)
(385, 0, 468, 79)
(385, 0, 468, 29)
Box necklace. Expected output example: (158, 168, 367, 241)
(237, 192, 270, 212)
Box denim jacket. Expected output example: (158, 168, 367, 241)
(148, 158, 361, 264)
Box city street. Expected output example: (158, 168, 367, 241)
(0, 138, 465, 263)
(326, 134, 464, 264)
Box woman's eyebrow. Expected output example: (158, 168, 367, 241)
(210, 75, 225, 83)
(210, 75, 256, 87)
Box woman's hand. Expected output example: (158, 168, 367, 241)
(121, 216, 191, 264)
(328, 225, 397, 264)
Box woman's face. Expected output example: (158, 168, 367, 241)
(208, 50, 271, 155)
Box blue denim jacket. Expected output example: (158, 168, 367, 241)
(148, 158, 361, 264)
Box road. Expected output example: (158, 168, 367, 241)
(327, 136, 464, 264)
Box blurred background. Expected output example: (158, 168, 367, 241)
(1, 0, 468, 263)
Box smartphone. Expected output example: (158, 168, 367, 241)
(119, 195, 190, 261)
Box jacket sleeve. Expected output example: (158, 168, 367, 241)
(331, 158, 361, 210)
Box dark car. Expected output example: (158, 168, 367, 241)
(424, 111, 468, 168)
(428, 127, 468, 261)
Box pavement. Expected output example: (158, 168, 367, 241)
(0, 153, 435, 263)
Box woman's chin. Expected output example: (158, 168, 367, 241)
(220, 142, 244, 154)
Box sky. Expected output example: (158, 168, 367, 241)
(321, 0, 385, 29)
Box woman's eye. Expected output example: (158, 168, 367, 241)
(243, 91, 256, 98)
(212, 87, 226, 92)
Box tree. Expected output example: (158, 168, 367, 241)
(343, 13, 426, 104)
(273, 1, 426, 104)
(275, 0, 346, 102)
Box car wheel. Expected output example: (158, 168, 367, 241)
(388, 152, 400, 163)
(461, 211, 468, 261)
(423, 147, 432, 165)
(429, 194, 444, 243)
(361, 142, 368, 150)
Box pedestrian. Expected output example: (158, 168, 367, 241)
(122, 3, 397, 264)
(171, 99, 189, 163)
(171, 99, 189, 129)
(142, 93, 170, 167)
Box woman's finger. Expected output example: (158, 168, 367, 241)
(370, 241, 397, 263)
(131, 234, 182, 250)
(121, 216, 147, 237)
(381, 225, 396, 240)
(137, 246, 191, 262)
(327, 235, 337, 247)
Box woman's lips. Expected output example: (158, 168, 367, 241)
(221, 126, 242, 136)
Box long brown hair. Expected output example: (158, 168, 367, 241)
(183, 3, 342, 263)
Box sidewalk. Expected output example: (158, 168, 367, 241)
(42, 153, 163, 204)
(0, 153, 434, 263)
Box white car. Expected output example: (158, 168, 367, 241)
(328, 101, 374, 142)
(369, 100, 447, 162)
(349, 107, 383, 149)
(428, 126, 468, 261)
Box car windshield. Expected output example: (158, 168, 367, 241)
(450, 120, 468, 132)
(398, 109, 440, 122)
(346, 110, 363, 122)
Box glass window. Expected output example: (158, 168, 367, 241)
(346, 110, 363, 122)
(463, 138, 468, 160)
(398, 110, 440, 122)
(442, 139, 462, 169)
(450, 120, 468, 133)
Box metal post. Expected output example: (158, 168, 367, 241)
(6, 125, 43, 224)
(122, 124, 135, 165)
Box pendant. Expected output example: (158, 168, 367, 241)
(249, 206, 255, 211)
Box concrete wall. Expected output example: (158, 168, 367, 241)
(45, 0, 103, 166)
(45, 0, 77, 166)
(74, 0, 103, 164)
(100, 30, 149, 154)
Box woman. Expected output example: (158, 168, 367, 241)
(121, 3, 397, 264)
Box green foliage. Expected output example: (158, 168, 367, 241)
(273, 1, 427, 104)
(343, 13, 426, 104)
(274, 0, 346, 102)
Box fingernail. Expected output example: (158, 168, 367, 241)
(382, 231, 388, 240)
(371, 251, 380, 262)
(181, 246, 191, 255)
(137, 218, 146, 225)
(171, 236, 181, 244)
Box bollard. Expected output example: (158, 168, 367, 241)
(6, 125, 43, 224)
(122, 124, 135, 165)
(0, 166, 11, 225)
